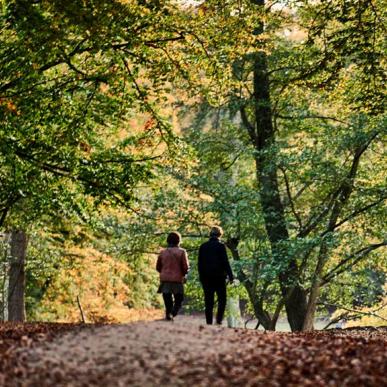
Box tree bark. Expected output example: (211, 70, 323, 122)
(248, 2, 308, 330)
(302, 244, 329, 331)
(8, 230, 28, 322)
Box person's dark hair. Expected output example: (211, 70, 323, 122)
(167, 232, 181, 246)
(210, 226, 223, 238)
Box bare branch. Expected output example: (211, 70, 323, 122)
(323, 312, 350, 330)
(324, 131, 381, 233)
(321, 241, 387, 286)
(64, 57, 107, 84)
(321, 302, 387, 329)
(144, 34, 186, 46)
(221, 151, 243, 171)
(298, 192, 336, 237)
(279, 166, 303, 230)
(299, 130, 380, 238)
(328, 196, 387, 233)
(275, 114, 348, 125)
(292, 182, 312, 202)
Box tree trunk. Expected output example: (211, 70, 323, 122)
(250, 6, 308, 331)
(8, 230, 28, 322)
(302, 147, 363, 331)
(302, 243, 329, 331)
(247, 287, 275, 330)
(302, 282, 319, 331)
(226, 237, 275, 330)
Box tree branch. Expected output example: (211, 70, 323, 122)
(322, 302, 387, 329)
(328, 196, 387, 233)
(240, 106, 256, 142)
(275, 114, 348, 125)
(279, 166, 303, 230)
(0, 208, 9, 228)
(220, 151, 243, 171)
(325, 130, 380, 234)
(321, 241, 387, 286)
(299, 130, 380, 238)
(298, 191, 336, 238)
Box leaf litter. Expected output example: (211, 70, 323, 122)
(0, 318, 386, 386)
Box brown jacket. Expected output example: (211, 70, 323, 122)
(156, 247, 189, 283)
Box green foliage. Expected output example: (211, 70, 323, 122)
(0, 0, 195, 228)
(151, 0, 387, 327)
(1, 0, 385, 326)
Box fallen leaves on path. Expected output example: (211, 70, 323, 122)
(0, 322, 85, 386)
(168, 327, 387, 387)
(0, 318, 386, 386)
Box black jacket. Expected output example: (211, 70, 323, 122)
(198, 237, 234, 282)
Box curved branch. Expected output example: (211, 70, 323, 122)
(321, 241, 387, 286)
(328, 196, 387, 233)
(279, 166, 303, 230)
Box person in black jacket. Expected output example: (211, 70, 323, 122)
(198, 226, 234, 325)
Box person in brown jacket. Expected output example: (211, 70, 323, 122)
(156, 232, 189, 321)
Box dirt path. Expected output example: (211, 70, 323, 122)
(4, 317, 387, 386)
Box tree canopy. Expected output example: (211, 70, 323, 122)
(0, 0, 385, 330)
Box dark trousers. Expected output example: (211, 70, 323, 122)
(162, 293, 184, 317)
(201, 278, 227, 324)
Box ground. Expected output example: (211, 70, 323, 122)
(1, 316, 386, 386)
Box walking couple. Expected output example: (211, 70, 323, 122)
(156, 226, 234, 324)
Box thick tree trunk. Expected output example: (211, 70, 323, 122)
(8, 230, 28, 322)
(251, 40, 307, 331)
